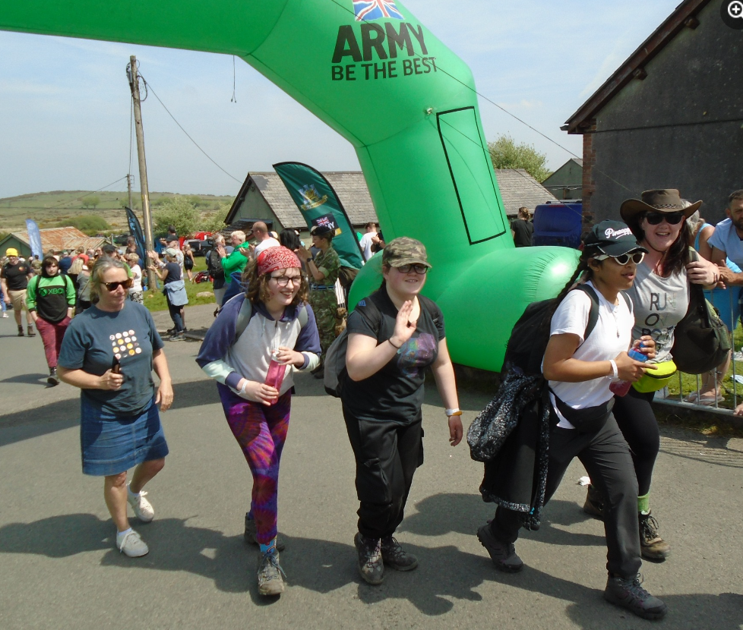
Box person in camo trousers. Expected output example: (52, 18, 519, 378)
(297, 225, 342, 378)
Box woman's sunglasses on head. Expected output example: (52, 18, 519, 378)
(644, 211, 684, 225)
(103, 279, 133, 291)
(594, 251, 645, 266)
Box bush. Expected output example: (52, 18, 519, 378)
(56, 215, 111, 236)
(488, 135, 552, 183)
(153, 197, 200, 238)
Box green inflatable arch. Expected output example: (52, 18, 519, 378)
(0, 0, 579, 371)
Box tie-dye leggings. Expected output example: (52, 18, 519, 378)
(217, 383, 291, 545)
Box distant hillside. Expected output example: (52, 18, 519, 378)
(0, 191, 233, 233)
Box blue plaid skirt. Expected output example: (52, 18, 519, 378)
(80, 396, 169, 476)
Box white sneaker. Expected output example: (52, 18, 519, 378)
(1, 313, 7, 318)
(127, 484, 155, 522)
(117, 529, 149, 557)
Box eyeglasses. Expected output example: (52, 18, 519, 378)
(270, 275, 301, 287)
(644, 211, 684, 225)
(395, 264, 429, 274)
(103, 279, 133, 292)
(594, 251, 645, 266)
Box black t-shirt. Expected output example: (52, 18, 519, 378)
(511, 218, 533, 247)
(2, 262, 31, 290)
(164, 262, 182, 284)
(341, 288, 445, 424)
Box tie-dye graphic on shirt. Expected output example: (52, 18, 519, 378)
(396, 332, 438, 378)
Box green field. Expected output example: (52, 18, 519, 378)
(0, 190, 233, 233)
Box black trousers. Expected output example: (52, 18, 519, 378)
(343, 405, 423, 539)
(491, 412, 642, 579)
(612, 387, 658, 497)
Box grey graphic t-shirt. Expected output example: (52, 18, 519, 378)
(626, 262, 688, 363)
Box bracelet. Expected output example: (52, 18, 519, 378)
(445, 408, 462, 417)
(609, 359, 618, 380)
(388, 338, 401, 349)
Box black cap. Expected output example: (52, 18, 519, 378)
(584, 220, 647, 256)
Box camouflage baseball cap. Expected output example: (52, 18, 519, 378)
(382, 237, 431, 268)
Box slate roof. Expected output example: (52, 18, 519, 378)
(494, 169, 559, 215)
(227, 172, 377, 229)
(8, 227, 105, 252)
(227, 169, 556, 226)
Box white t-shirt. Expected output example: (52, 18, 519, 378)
(129, 264, 143, 292)
(359, 232, 377, 261)
(547, 282, 634, 428)
(624, 261, 688, 364)
(708, 218, 743, 268)
(254, 238, 281, 257)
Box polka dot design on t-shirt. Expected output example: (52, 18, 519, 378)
(108, 329, 142, 360)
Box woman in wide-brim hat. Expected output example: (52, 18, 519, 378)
(584, 189, 719, 562)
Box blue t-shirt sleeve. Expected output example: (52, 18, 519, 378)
(708, 222, 729, 252)
(58, 318, 89, 370)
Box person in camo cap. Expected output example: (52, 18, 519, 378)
(340, 236, 463, 586)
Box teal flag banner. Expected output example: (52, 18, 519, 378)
(273, 162, 364, 270)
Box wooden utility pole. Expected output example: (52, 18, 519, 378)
(127, 55, 156, 288)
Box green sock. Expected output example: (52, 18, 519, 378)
(637, 493, 650, 514)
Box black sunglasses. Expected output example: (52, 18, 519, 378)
(395, 264, 429, 274)
(103, 279, 133, 292)
(644, 211, 684, 225)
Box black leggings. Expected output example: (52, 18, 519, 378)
(611, 387, 658, 497)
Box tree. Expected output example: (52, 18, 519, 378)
(153, 196, 200, 237)
(488, 135, 552, 183)
(81, 195, 100, 209)
(56, 215, 111, 236)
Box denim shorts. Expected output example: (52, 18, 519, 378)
(80, 396, 169, 476)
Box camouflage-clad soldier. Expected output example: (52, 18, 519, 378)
(298, 225, 343, 373)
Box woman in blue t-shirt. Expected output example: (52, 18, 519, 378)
(341, 237, 463, 586)
(58, 257, 174, 559)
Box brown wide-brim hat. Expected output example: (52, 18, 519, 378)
(620, 189, 702, 224)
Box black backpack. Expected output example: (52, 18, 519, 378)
(503, 284, 631, 377)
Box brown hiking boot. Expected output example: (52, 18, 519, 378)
(639, 511, 670, 561)
(257, 548, 285, 596)
(583, 484, 605, 520)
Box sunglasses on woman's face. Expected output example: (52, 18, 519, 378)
(594, 251, 645, 266)
(103, 279, 133, 292)
(395, 264, 429, 274)
(644, 211, 684, 225)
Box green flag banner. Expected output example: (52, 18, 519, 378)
(273, 162, 363, 270)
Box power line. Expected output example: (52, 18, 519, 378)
(48, 176, 130, 209)
(137, 74, 242, 184)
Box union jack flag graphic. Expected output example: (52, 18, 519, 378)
(353, 0, 404, 21)
(316, 215, 335, 228)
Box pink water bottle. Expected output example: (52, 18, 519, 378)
(609, 348, 648, 397)
(264, 350, 286, 404)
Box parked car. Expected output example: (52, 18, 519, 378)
(185, 239, 211, 257)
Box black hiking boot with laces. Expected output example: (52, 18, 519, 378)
(603, 573, 667, 620)
(639, 511, 670, 561)
(354, 532, 384, 585)
(380, 536, 418, 571)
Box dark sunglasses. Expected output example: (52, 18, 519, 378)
(644, 211, 684, 225)
(395, 264, 429, 274)
(594, 251, 645, 266)
(103, 279, 133, 292)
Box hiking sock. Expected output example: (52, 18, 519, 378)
(259, 539, 277, 555)
(637, 493, 650, 514)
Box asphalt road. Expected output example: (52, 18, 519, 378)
(1, 305, 742, 629)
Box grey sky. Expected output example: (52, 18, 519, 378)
(0, 0, 680, 200)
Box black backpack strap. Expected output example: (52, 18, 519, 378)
(573, 284, 600, 343)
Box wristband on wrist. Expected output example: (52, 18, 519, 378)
(609, 359, 618, 380)
(445, 408, 462, 417)
(239, 381, 248, 395)
(388, 338, 401, 349)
